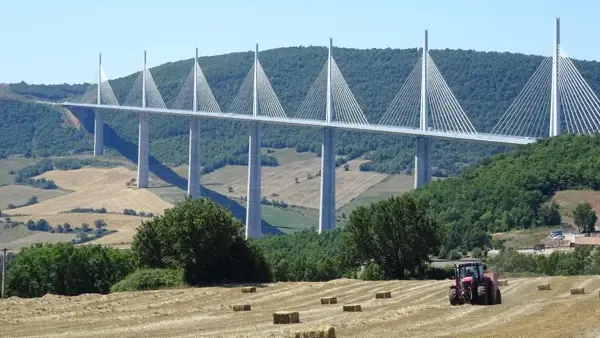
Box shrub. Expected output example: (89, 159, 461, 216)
(360, 261, 385, 281)
(110, 268, 186, 293)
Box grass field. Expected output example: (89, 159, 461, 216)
(553, 190, 600, 228)
(0, 224, 77, 252)
(339, 174, 414, 215)
(0, 185, 69, 209)
(0, 158, 36, 186)
(2, 276, 600, 337)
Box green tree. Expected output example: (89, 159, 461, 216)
(341, 194, 442, 279)
(538, 201, 561, 226)
(94, 219, 107, 229)
(6, 243, 136, 298)
(132, 197, 272, 285)
(572, 202, 598, 234)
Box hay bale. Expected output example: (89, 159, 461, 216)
(292, 326, 336, 338)
(498, 280, 508, 286)
(320, 297, 338, 305)
(241, 286, 256, 293)
(342, 304, 362, 312)
(375, 291, 392, 299)
(232, 304, 251, 311)
(273, 311, 300, 324)
(537, 284, 551, 291)
(570, 287, 585, 295)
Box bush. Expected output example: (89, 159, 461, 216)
(7, 243, 136, 298)
(132, 197, 272, 285)
(360, 261, 385, 280)
(110, 268, 187, 292)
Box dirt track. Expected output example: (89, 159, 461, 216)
(1, 276, 600, 337)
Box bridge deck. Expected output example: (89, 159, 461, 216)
(57, 102, 536, 145)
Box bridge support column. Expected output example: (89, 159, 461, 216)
(137, 112, 149, 188)
(319, 127, 336, 233)
(187, 48, 201, 199)
(245, 121, 262, 238)
(245, 44, 262, 239)
(414, 137, 431, 189)
(94, 53, 104, 156)
(187, 117, 201, 199)
(137, 51, 149, 189)
(549, 17, 561, 137)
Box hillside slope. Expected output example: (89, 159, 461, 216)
(415, 134, 600, 252)
(6, 46, 600, 176)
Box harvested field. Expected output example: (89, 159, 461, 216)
(2, 276, 600, 337)
(2, 167, 172, 249)
(201, 158, 387, 210)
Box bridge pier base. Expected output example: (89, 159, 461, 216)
(187, 117, 201, 199)
(414, 136, 431, 189)
(93, 111, 104, 156)
(245, 121, 262, 239)
(137, 112, 149, 188)
(319, 127, 336, 233)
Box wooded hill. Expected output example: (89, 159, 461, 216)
(4, 46, 600, 176)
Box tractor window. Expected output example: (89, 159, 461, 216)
(460, 266, 476, 278)
(476, 264, 484, 278)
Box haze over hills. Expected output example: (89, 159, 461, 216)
(3, 46, 600, 177)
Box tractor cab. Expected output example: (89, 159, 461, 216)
(456, 262, 484, 283)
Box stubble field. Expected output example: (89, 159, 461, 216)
(1, 276, 600, 337)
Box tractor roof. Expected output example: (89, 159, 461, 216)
(455, 261, 483, 267)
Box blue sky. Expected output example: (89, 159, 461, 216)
(0, 0, 597, 84)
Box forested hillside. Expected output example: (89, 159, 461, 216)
(5, 46, 600, 175)
(414, 134, 600, 253)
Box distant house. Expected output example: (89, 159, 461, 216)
(571, 236, 600, 247)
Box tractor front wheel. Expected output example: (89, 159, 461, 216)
(449, 288, 460, 306)
(496, 289, 502, 305)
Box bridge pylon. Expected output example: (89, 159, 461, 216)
(414, 30, 432, 189)
(94, 53, 104, 156)
(137, 50, 150, 189)
(187, 48, 201, 199)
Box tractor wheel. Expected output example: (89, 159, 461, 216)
(476, 285, 487, 305)
(449, 288, 460, 306)
(496, 288, 502, 305)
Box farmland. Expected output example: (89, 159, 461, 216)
(1, 276, 599, 337)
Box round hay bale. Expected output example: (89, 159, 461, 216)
(570, 287, 585, 295)
(293, 326, 336, 338)
(498, 280, 508, 286)
(273, 311, 300, 324)
(241, 286, 256, 294)
(375, 291, 392, 299)
(320, 297, 338, 305)
(342, 304, 362, 312)
(232, 304, 251, 311)
(537, 284, 551, 291)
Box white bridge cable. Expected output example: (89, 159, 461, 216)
(122, 69, 167, 109)
(294, 62, 327, 120)
(172, 61, 221, 112)
(558, 46, 600, 134)
(227, 64, 254, 115)
(256, 60, 287, 118)
(378, 56, 422, 128)
(331, 59, 369, 125)
(491, 57, 552, 137)
(426, 54, 478, 134)
(99, 67, 119, 106)
(144, 69, 167, 109)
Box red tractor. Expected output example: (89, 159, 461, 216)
(448, 262, 501, 306)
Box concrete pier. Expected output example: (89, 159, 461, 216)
(414, 30, 431, 189)
(245, 121, 262, 238)
(245, 44, 262, 239)
(318, 127, 336, 232)
(137, 51, 149, 188)
(187, 48, 201, 199)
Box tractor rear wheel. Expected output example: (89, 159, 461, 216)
(449, 288, 459, 306)
(496, 288, 502, 305)
(476, 285, 487, 305)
